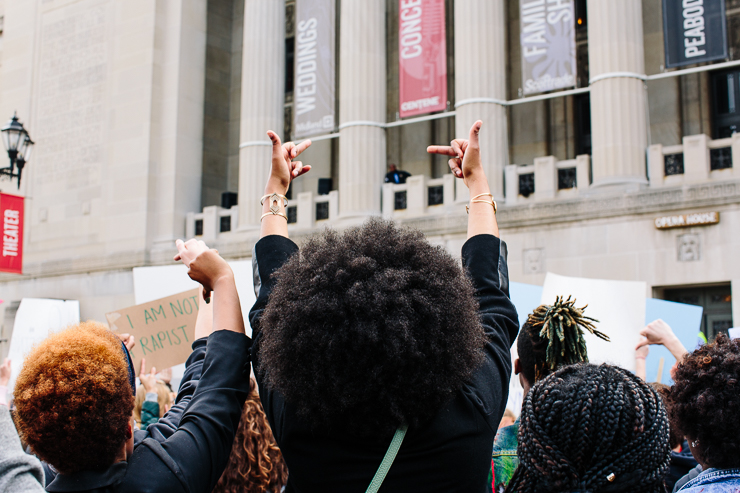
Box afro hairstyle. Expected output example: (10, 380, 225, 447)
(258, 218, 487, 438)
(13, 321, 135, 474)
(667, 333, 740, 469)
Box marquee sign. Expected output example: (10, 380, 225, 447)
(654, 211, 719, 229)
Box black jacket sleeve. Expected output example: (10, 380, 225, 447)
(122, 330, 251, 493)
(460, 234, 519, 431)
(249, 235, 299, 377)
(136, 338, 208, 445)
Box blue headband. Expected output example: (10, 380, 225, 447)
(120, 340, 137, 396)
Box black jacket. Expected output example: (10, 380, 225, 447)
(44, 330, 251, 493)
(249, 234, 519, 493)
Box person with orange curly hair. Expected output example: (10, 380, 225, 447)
(13, 240, 252, 493)
(212, 378, 288, 493)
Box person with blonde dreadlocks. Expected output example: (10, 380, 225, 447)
(489, 296, 609, 493)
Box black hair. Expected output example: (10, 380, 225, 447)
(517, 296, 608, 385)
(258, 218, 486, 438)
(667, 333, 740, 469)
(506, 363, 671, 493)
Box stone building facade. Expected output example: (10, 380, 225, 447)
(0, 0, 739, 358)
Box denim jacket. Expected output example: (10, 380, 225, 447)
(678, 468, 740, 492)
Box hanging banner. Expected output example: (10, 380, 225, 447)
(398, 0, 447, 118)
(663, 0, 727, 68)
(0, 193, 23, 274)
(520, 0, 576, 96)
(293, 0, 335, 138)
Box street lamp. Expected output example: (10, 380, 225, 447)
(0, 113, 34, 189)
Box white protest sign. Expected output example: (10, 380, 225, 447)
(541, 273, 646, 372)
(6, 299, 80, 398)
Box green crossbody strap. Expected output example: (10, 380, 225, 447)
(365, 424, 408, 493)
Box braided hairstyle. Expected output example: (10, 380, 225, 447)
(505, 364, 671, 493)
(518, 296, 608, 384)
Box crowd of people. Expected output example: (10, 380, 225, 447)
(0, 121, 739, 492)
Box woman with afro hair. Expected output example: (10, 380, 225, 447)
(667, 333, 740, 492)
(248, 120, 519, 492)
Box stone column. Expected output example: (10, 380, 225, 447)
(588, 0, 648, 189)
(338, 0, 386, 218)
(238, 0, 285, 228)
(454, 0, 508, 200)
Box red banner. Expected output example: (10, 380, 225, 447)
(399, 0, 447, 118)
(0, 193, 23, 274)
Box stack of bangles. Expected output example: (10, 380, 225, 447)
(466, 193, 497, 214)
(260, 193, 289, 221)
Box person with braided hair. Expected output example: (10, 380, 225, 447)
(667, 333, 740, 492)
(490, 296, 608, 492)
(505, 363, 671, 493)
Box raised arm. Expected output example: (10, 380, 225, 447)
(260, 131, 312, 239)
(125, 241, 252, 492)
(428, 120, 499, 239)
(428, 121, 518, 430)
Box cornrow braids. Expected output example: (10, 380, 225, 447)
(505, 363, 671, 493)
(519, 296, 608, 382)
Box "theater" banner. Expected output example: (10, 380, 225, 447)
(0, 193, 23, 275)
(399, 0, 447, 118)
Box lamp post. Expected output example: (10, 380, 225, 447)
(0, 113, 34, 189)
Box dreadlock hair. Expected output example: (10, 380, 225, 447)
(505, 363, 671, 493)
(517, 296, 608, 384)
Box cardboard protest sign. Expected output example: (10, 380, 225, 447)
(106, 289, 200, 375)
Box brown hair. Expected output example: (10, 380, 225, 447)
(13, 321, 135, 474)
(212, 379, 288, 493)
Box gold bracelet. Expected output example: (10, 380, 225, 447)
(261, 211, 288, 221)
(466, 193, 497, 214)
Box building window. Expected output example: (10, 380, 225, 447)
(574, 94, 592, 156)
(428, 185, 444, 206)
(558, 168, 577, 190)
(712, 70, 740, 139)
(664, 153, 684, 176)
(710, 147, 733, 170)
(519, 173, 535, 197)
(219, 216, 231, 233)
(195, 219, 203, 236)
(394, 191, 407, 210)
(316, 202, 329, 221)
(287, 206, 297, 224)
(285, 37, 295, 99)
(575, 0, 587, 30)
(663, 285, 733, 342)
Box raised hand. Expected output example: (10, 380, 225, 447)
(139, 358, 158, 392)
(0, 358, 11, 387)
(427, 120, 484, 187)
(174, 239, 233, 302)
(265, 131, 312, 195)
(117, 333, 135, 352)
(636, 319, 688, 359)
